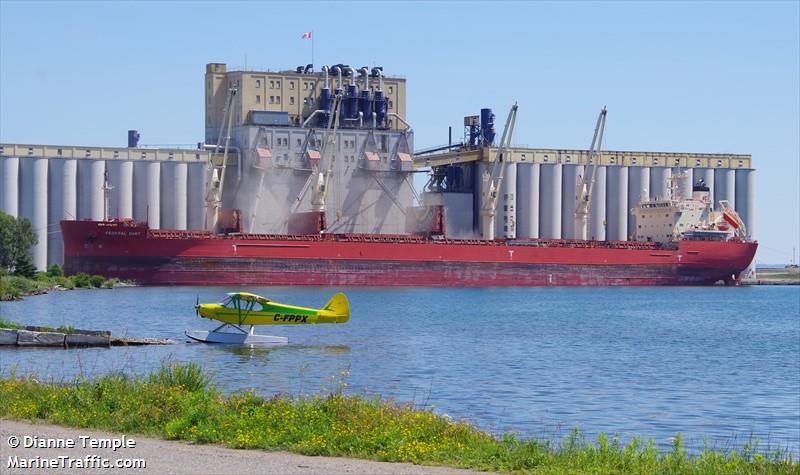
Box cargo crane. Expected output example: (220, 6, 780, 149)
(574, 107, 607, 241)
(479, 103, 518, 241)
(292, 93, 343, 223)
(204, 86, 237, 231)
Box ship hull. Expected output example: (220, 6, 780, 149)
(61, 220, 757, 287)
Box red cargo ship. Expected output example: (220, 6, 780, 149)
(60, 218, 757, 286)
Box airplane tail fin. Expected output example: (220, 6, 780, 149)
(322, 293, 350, 323)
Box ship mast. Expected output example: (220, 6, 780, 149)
(480, 103, 518, 241)
(575, 107, 607, 241)
(101, 168, 113, 221)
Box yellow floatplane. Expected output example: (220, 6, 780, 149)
(186, 292, 349, 344)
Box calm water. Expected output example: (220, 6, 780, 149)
(1, 286, 798, 456)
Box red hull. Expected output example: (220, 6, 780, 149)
(61, 220, 757, 287)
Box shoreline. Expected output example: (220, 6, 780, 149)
(0, 273, 136, 301)
(0, 363, 794, 475)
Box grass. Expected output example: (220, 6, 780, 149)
(0, 363, 794, 474)
(0, 317, 23, 330)
(0, 317, 75, 334)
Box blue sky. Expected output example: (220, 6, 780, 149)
(1, 1, 798, 263)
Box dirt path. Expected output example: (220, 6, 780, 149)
(1, 419, 490, 475)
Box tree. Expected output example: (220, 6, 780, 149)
(13, 253, 37, 278)
(0, 211, 38, 273)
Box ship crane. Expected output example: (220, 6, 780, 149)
(310, 93, 343, 216)
(204, 86, 237, 231)
(574, 107, 607, 241)
(480, 103, 518, 241)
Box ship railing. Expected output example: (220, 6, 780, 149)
(148, 229, 214, 239)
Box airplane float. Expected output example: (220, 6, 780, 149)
(185, 292, 349, 344)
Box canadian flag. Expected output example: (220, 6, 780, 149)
(722, 208, 740, 229)
(301, 32, 312, 39)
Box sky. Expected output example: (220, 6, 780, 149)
(1, 1, 798, 264)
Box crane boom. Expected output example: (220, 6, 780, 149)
(574, 107, 607, 241)
(204, 86, 237, 231)
(480, 103, 518, 241)
(311, 93, 342, 213)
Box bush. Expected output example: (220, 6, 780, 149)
(90, 275, 105, 288)
(101, 278, 119, 289)
(53, 276, 75, 290)
(47, 264, 63, 277)
(71, 273, 93, 288)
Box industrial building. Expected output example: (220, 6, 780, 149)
(417, 141, 755, 244)
(0, 62, 756, 273)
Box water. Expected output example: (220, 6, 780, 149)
(1, 286, 798, 456)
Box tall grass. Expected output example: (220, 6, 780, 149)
(0, 363, 794, 474)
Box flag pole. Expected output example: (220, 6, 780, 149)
(311, 30, 314, 67)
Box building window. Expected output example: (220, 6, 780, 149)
(290, 97, 295, 105)
(276, 81, 281, 88)
(276, 96, 281, 104)
(270, 96, 274, 103)
(303, 82, 308, 90)
(388, 100, 393, 109)
(256, 95, 261, 103)
(297, 139, 302, 146)
(256, 79, 261, 88)
(270, 80, 275, 88)
(388, 86, 394, 94)
(290, 82, 295, 90)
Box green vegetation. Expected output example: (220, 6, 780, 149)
(0, 212, 126, 300)
(0, 363, 793, 474)
(0, 317, 75, 334)
(0, 317, 23, 330)
(0, 267, 126, 300)
(0, 211, 37, 274)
